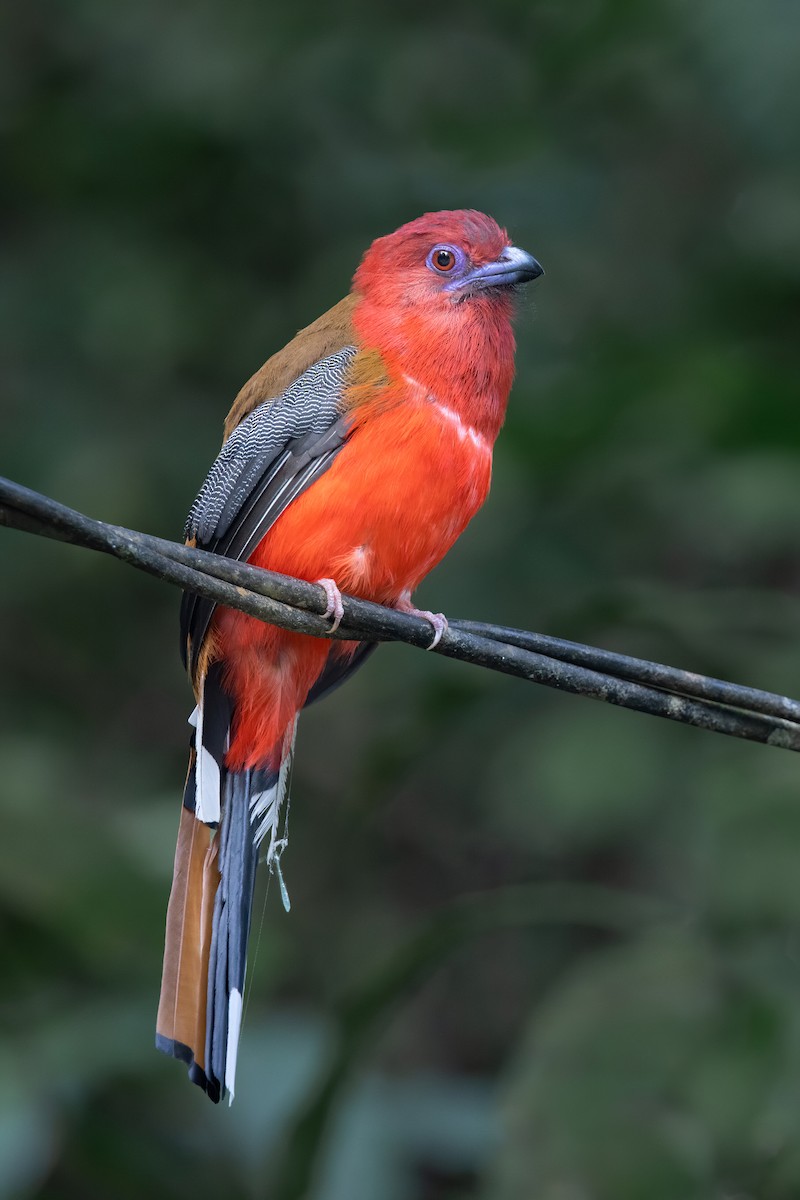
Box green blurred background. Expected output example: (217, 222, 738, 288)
(2, 1, 800, 1197)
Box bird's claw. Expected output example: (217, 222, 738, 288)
(417, 610, 448, 650)
(317, 578, 344, 633)
(397, 595, 448, 649)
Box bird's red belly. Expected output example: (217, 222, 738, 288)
(218, 400, 493, 767)
(254, 401, 493, 602)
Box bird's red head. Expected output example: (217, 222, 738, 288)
(353, 209, 542, 310)
(351, 210, 542, 440)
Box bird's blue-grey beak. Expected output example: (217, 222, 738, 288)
(446, 245, 544, 293)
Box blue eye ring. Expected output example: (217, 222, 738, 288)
(426, 244, 463, 274)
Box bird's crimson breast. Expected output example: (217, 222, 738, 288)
(250, 394, 494, 605)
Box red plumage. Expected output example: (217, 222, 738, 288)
(157, 209, 543, 1101)
(224, 211, 519, 766)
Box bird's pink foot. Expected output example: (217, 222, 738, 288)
(397, 593, 448, 650)
(317, 578, 344, 633)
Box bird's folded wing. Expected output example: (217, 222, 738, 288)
(181, 344, 357, 679)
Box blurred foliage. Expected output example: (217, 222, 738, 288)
(1, 0, 800, 1197)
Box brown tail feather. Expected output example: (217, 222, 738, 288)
(156, 803, 221, 1100)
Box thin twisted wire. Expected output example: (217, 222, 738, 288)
(2, 474, 799, 752)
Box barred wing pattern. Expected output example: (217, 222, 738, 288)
(181, 346, 357, 677)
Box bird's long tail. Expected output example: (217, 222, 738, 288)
(156, 668, 295, 1103)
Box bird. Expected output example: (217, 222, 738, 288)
(155, 209, 543, 1103)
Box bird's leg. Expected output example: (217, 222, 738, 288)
(317, 578, 345, 633)
(396, 591, 448, 650)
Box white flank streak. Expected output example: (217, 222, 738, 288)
(402, 372, 427, 400)
(402, 373, 489, 454)
(433, 401, 489, 453)
(225, 988, 243, 1104)
(193, 697, 221, 825)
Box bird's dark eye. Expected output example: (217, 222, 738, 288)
(425, 243, 464, 278)
(432, 248, 456, 272)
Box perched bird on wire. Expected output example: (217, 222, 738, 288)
(156, 209, 543, 1102)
